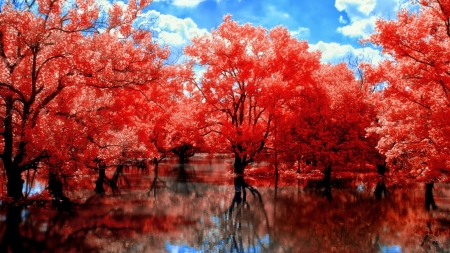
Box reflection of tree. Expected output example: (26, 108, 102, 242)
(269, 187, 450, 252)
(420, 221, 446, 252)
(374, 163, 390, 200)
(93, 158, 141, 196)
(0, 206, 44, 252)
(168, 164, 197, 195)
(0, 195, 188, 252)
(425, 181, 438, 211)
(148, 157, 166, 197)
(200, 175, 271, 252)
(2, 155, 450, 252)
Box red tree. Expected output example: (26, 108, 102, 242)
(363, 0, 450, 186)
(0, 0, 178, 198)
(184, 15, 321, 175)
(275, 62, 379, 194)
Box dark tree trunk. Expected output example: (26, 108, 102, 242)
(48, 176, 71, 213)
(376, 163, 386, 175)
(322, 165, 332, 200)
(95, 168, 106, 195)
(233, 156, 246, 175)
(5, 165, 24, 199)
(425, 181, 437, 211)
(172, 143, 195, 164)
(233, 175, 247, 203)
(374, 163, 389, 200)
(2, 96, 24, 199)
(179, 153, 186, 165)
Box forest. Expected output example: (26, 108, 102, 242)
(0, 0, 449, 230)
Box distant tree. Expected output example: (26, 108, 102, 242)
(277, 63, 379, 195)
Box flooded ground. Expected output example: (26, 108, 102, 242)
(0, 154, 449, 252)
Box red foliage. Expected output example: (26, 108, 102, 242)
(363, 0, 450, 184)
(0, 0, 185, 197)
(185, 15, 322, 174)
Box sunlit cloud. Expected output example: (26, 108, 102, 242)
(153, 0, 206, 7)
(173, 0, 206, 7)
(290, 27, 310, 39)
(137, 10, 208, 46)
(335, 0, 376, 17)
(337, 16, 376, 38)
(335, 0, 413, 38)
(309, 41, 384, 64)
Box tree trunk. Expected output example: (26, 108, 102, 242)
(322, 165, 332, 200)
(172, 144, 195, 164)
(4, 163, 24, 199)
(374, 163, 389, 200)
(48, 176, 71, 213)
(179, 152, 186, 165)
(425, 181, 437, 211)
(3, 96, 24, 199)
(95, 168, 106, 195)
(234, 156, 245, 175)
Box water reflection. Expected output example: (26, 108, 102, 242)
(0, 155, 449, 252)
(167, 164, 197, 195)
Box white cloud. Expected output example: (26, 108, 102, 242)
(309, 41, 384, 64)
(335, 0, 411, 38)
(158, 31, 185, 45)
(151, 0, 205, 7)
(339, 15, 347, 24)
(290, 27, 310, 39)
(335, 0, 376, 16)
(337, 16, 376, 38)
(137, 10, 208, 46)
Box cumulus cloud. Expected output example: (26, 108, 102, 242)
(335, 0, 411, 38)
(152, 0, 206, 7)
(290, 27, 310, 39)
(337, 16, 376, 38)
(137, 10, 208, 46)
(309, 41, 384, 64)
(172, 0, 206, 7)
(335, 0, 376, 17)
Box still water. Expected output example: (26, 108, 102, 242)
(1, 154, 450, 252)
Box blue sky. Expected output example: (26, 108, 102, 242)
(128, 0, 417, 63)
(149, 0, 346, 44)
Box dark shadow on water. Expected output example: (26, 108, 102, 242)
(0, 206, 44, 252)
(374, 182, 390, 201)
(168, 164, 197, 195)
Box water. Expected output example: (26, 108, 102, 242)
(0, 154, 449, 252)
